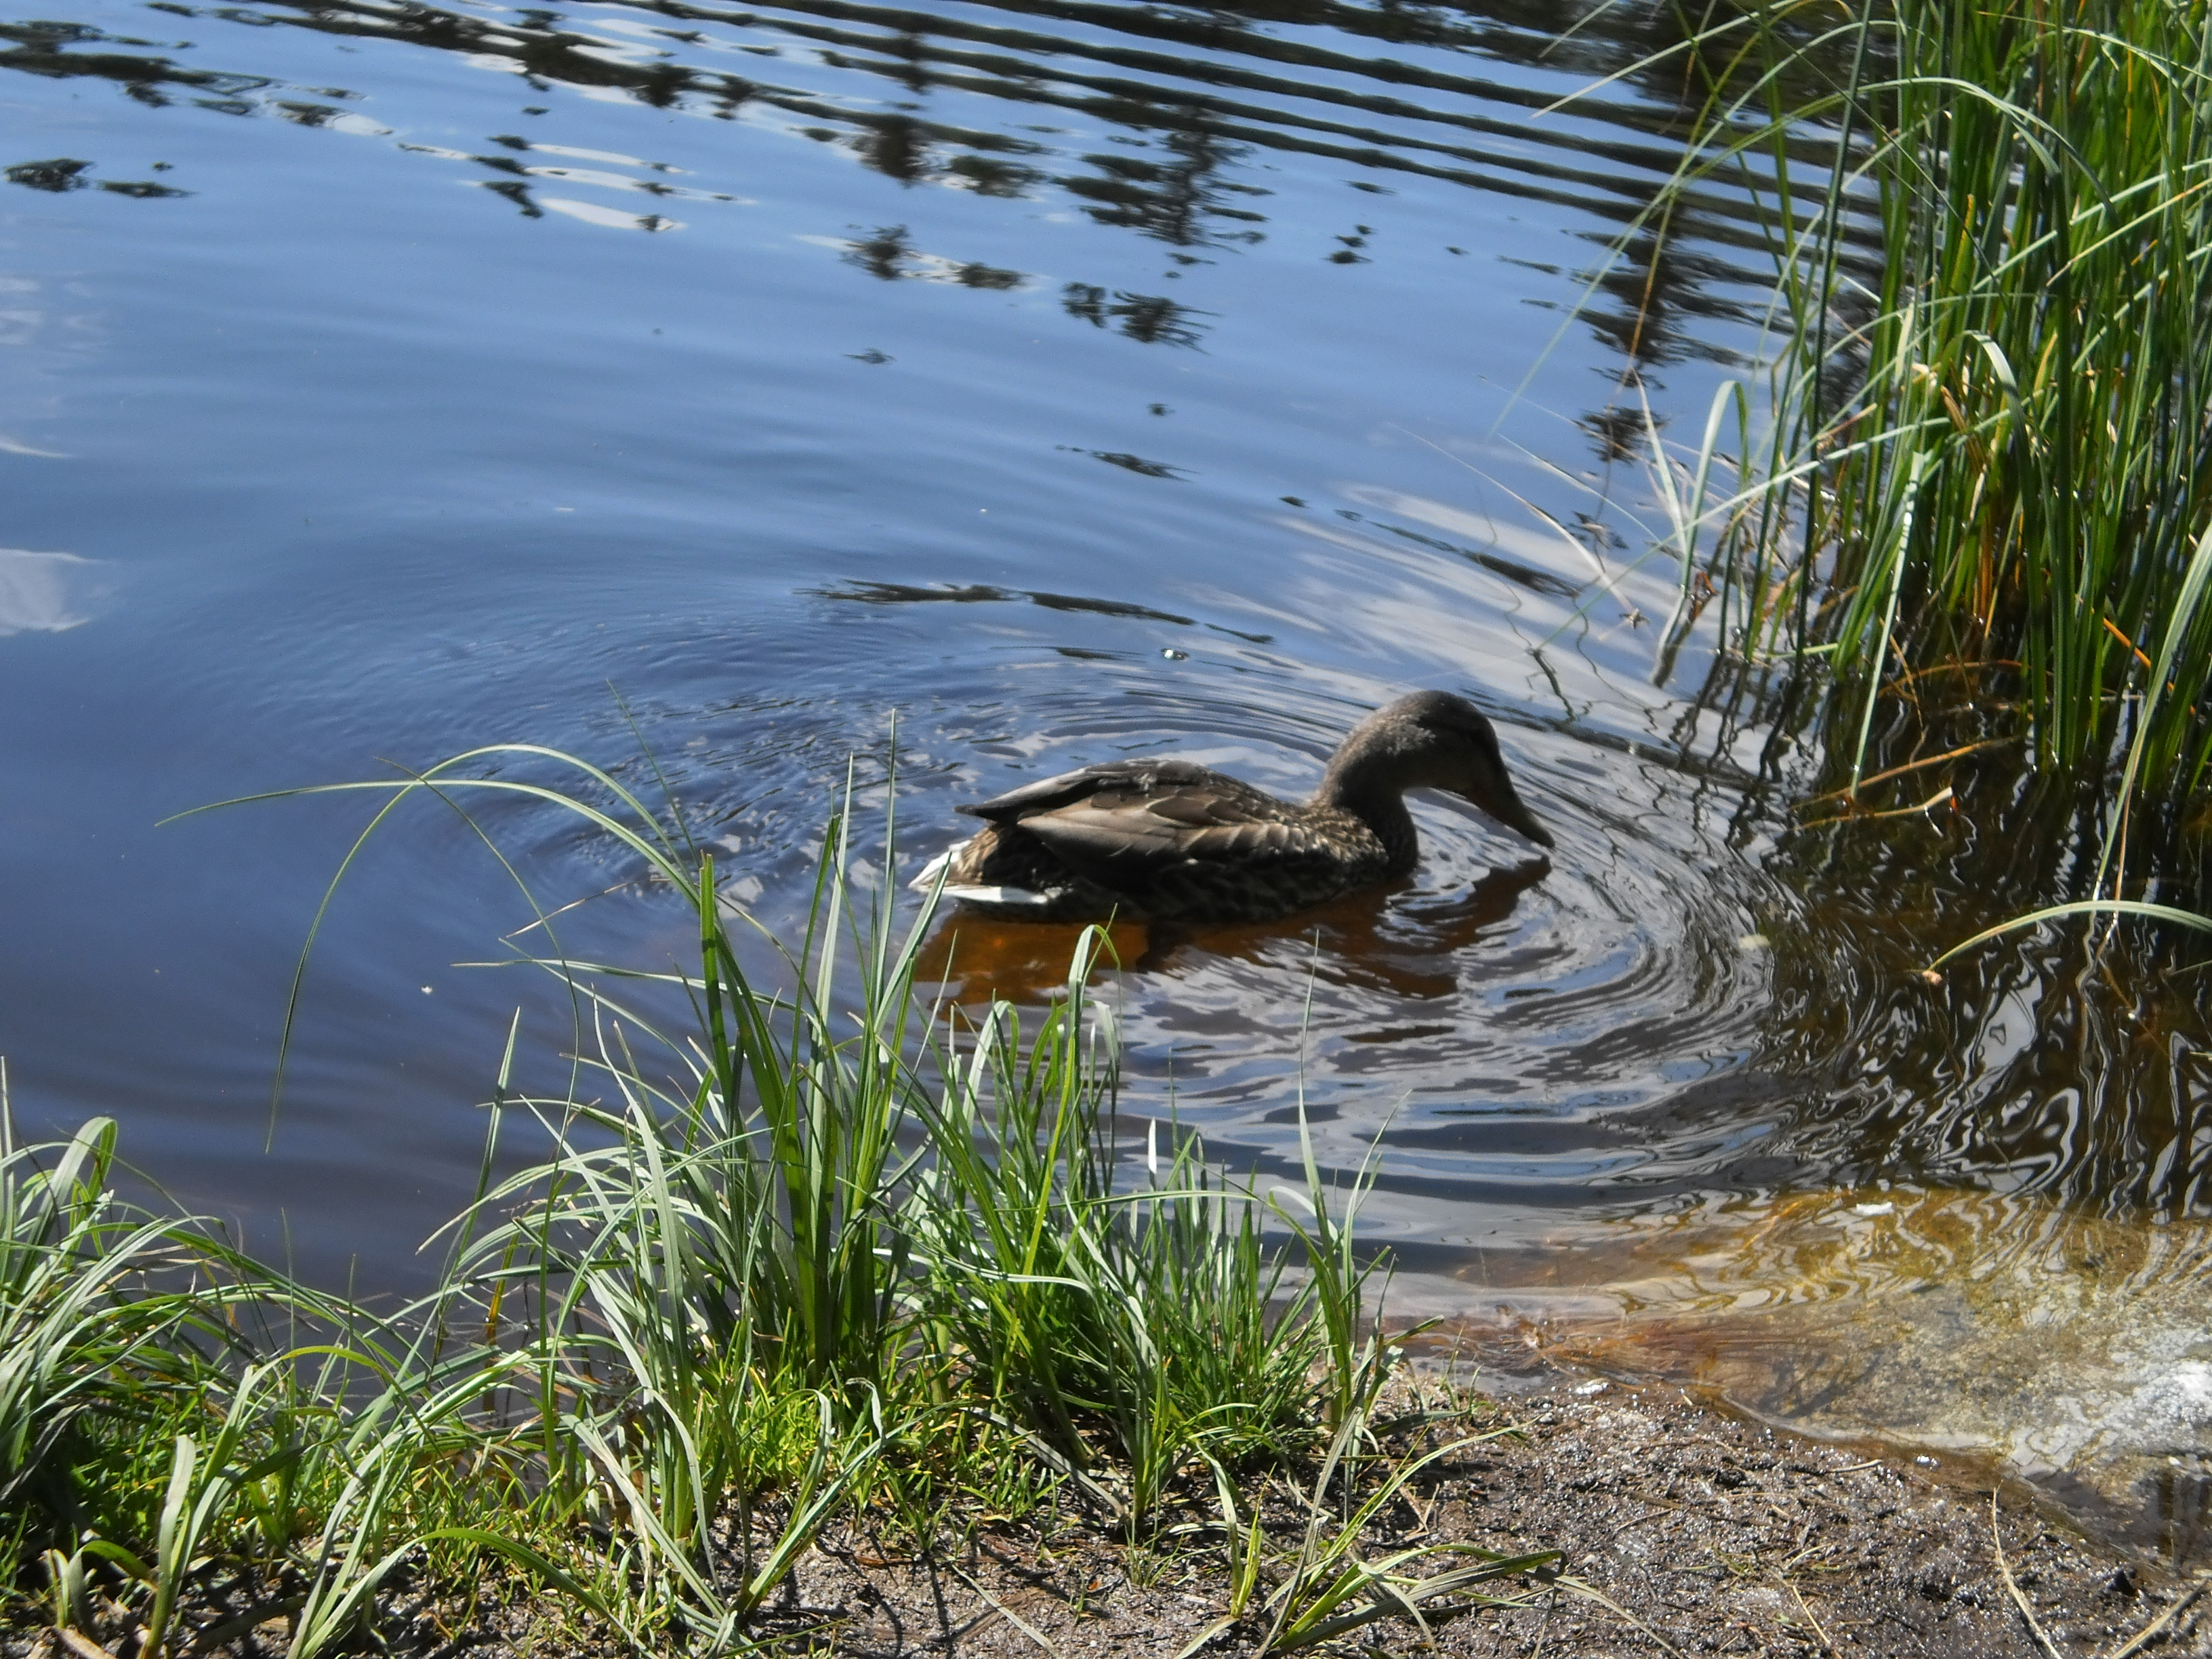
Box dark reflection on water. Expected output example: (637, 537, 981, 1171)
(1061, 282, 1209, 345)
(1, 0, 1833, 405)
(1756, 702, 2212, 1223)
(924, 854, 1552, 1001)
(0, 0, 2202, 1560)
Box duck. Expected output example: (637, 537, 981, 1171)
(910, 691, 1553, 924)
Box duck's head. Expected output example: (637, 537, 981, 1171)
(1328, 691, 1555, 849)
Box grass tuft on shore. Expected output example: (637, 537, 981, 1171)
(3, 748, 1530, 1655)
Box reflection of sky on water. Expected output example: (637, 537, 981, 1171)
(0, 0, 1808, 452)
(0, 0, 1793, 1235)
(0, 548, 100, 632)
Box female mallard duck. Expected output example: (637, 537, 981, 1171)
(912, 691, 1552, 924)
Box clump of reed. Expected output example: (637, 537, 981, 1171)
(1599, 0, 2212, 844)
(0, 747, 1551, 1654)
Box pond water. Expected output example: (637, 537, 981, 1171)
(3, 0, 2208, 1566)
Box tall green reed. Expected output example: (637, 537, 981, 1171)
(1577, 0, 2212, 829)
(1814, 0, 2212, 803)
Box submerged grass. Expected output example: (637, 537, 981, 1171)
(0, 747, 1551, 1655)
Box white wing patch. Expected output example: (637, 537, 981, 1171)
(939, 884, 1057, 908)
(911, 848, 1060, 909)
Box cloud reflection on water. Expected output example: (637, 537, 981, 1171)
(0, 550, 100, 635)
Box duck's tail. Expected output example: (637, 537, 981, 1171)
(908, 844, 1059, 909)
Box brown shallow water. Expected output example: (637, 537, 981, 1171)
(1393, 1187, 2212, 1568)
(0, 0, 2205, 1563)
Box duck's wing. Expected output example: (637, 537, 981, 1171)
(1010, 776, 1355, 893)
(956, 758, 1218, 823)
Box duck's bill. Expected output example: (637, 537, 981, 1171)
(1489, 792, 1555, 849)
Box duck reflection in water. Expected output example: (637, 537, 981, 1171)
(910, 690, 1555, 998)
(916, 857, 1553, 1004)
